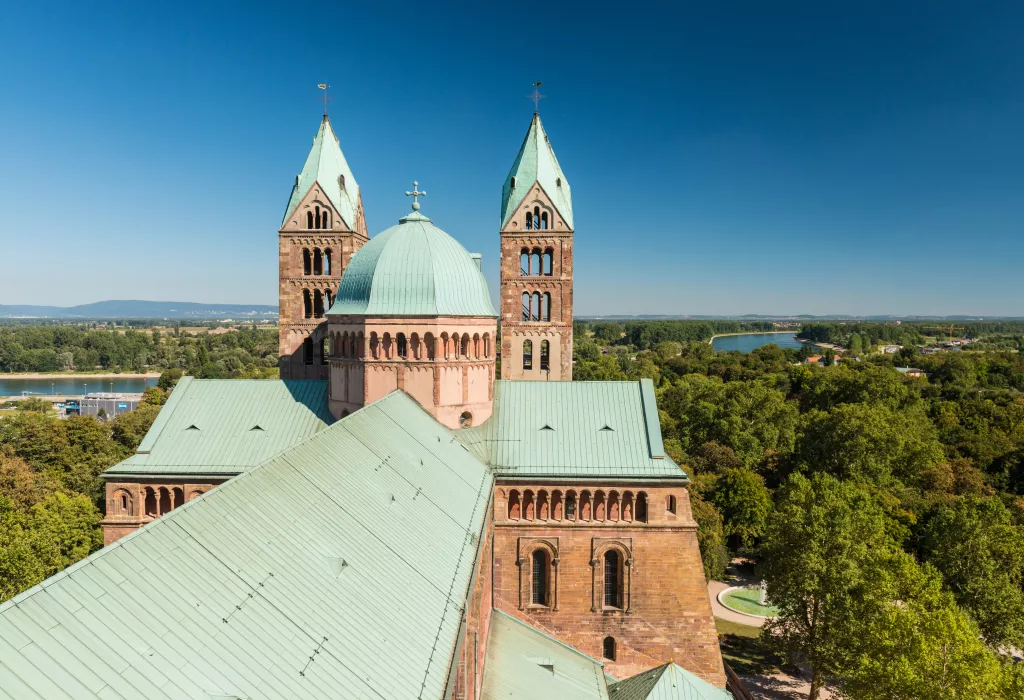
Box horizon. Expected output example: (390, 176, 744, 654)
(2, 2, 1022, 315)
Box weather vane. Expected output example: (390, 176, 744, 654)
(405, 181, 427, 211)
(317, 83, 333, 117)
(528, 81, 545, 113)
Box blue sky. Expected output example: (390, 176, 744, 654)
(1, 1, 1022, 316)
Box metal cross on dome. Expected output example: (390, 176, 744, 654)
(528, 81, 544, 113)
(405, 181, 427, 211)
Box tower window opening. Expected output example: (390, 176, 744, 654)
(525, 211, 534, 230)
(313, 290, 324, 318)
(540, 340, 550, 371)
(542, 293, 551, 321)
(522, 292, 531, 322)
(534, 206, 541, 229)
(303, 337, 314, 365)
(303, 248, 312, 276)
(397, 333, 408, 358)
(523, 340, 533, 370)
(543, 248, 553, 276)
(460, 411, 473, 428)
(321, 209, 329, 229)
(313, 248, 323, 276)
(303, 290, 312, 318)
(541, 211, 548, 230)
(320, 337, 328, 365)
(315, 206, 321, 229)
(636, 492, 648, 523)
(603, 637, 616, 661)
(520, 248, 530, 276)
(325, 290, 333, 309)
(324, 249, 332, 275)
(531, 248, 541, 276)
(306, 212, 314, 229)
(531, 549, 549, 606)
(566, 493, 576, 520)
(510, 176, 517, 190)
(667, 495, 677, 515)
(532, 292, 541, 321)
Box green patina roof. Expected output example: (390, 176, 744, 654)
(501, 113, 574, 230)
(103, 376, 333, 478)
(328, 210, 496, 317)
(456, 379, 686, 480)
(481, 610, 610, 700)
(282, 116, 362, 228)
(0, 391, 493, 699)
(608, 663, 733, 700)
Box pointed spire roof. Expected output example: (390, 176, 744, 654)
(282, 116, 362, 228)
(501, 113, 573, 230)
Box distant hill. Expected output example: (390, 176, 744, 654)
(0, 300, 278, 319)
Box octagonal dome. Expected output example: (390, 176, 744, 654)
(328, 211, 496, 317)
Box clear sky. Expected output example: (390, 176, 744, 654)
(1, 1, 1022, 316)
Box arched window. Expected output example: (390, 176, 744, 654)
(532, 550, 549, 606)
(534, 206, 541, 229)
(440, 332, 449, 359)
(603, 637, 616, 661)
(538, 490, 549, 520)
(636, 492, 648, 523)
(604, 551, 622, 608)
(172, 488, 184, 510)
(144, 487, 156, 517)
(313, 290, 324, 318)
(522, 292, 530, 321)
(460, 411, 473, 427)
(609, 491, 620, 520)
(520, 248, 530, 275)
(524, 491, 535, 520)
(540, 340, 550, 371)
(523, 340, 533, 370)
(382, 333, 393, 359)
(357, 331, 365, 358)
(460, 334, 469, 358)
(313, 248, 323, 276)
(425, 332, 435, 360)
(483, 333, 491, 358)
(397, 333, 408, 358)
(666, 494, 677, 515)
(543, 248, 553, 276)
(303, 337, 314, 365)
(324, 249, 332, 275)
(581, 491, 592, 520)
(532, 292, 541, 321)
(370, 332, 379, 359)
(303, 248, 312, 276)
(565, 492, 577, 520)
(410, 333, 420, 359)
(321, 337, 329, 365)
(508, 490, 521, 519)
(306, 211, 314, 229)
(321, 209, 330, 229)
(325, 290, 333, 309)
(541, 211, 549, 230)
(159, 488, 171, 516)
(314, 206, 321, 229)
(525, 211, 534, 230)
(542, 293, 551, 321)
(531, 248, 541, 276)
(510, 176, 517, 190)
(303, 290, 312, 318)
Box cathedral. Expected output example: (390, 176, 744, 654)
(0, 108, 732, 700)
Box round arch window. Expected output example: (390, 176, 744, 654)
(459, 411, 473, 428)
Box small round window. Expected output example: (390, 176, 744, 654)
(459, 411, 473, 428)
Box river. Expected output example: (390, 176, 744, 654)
(0, 377, 157, 397)
(711, 332, 803, 353)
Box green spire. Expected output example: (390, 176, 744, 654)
(282, 116, 362, 229)
(501, 113, 573, 230)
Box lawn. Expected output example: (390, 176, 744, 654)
(715, 617, 787, 676)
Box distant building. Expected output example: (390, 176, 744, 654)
(79, 393, 139, 419)
(880, 344, 902, 354)
(896, 367, 926, 378)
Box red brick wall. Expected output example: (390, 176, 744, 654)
(491, 482, 726, 687)
(101, 479, 225, 545)
(451, 501, 494, 700)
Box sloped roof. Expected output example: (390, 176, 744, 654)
(481, 611, 609, 700)
(282, 116, 362, 228)
(608, 663, 733, 700)
(456, 379, 686, 480)
(0, 391, 493, 699)
(328, 210, 496, 317)
(104, 377, 333, 478)
(501, 113, 574, 230)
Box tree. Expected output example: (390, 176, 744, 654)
(691, 495, 729, 580)
(919, 497, 1024, 649)
(760, 473, 894, 699)
(157, 368, 183, 391)
(793, 403, 944, 485)
(653, 341, 683, 361)
(710, 467, 772, 547)
(849, 334, 863, 356)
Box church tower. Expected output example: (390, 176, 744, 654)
(278, 115, 369, 379)
(499, 113, 574, 381)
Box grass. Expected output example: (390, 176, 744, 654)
(715, 617, 788, 676)
(721, 587, 780, 616)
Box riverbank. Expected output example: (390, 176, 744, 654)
(0, 372, 161, 379)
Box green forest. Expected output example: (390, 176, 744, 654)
(0, 323, 279, 377)
(574, 320, 1024, 698)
